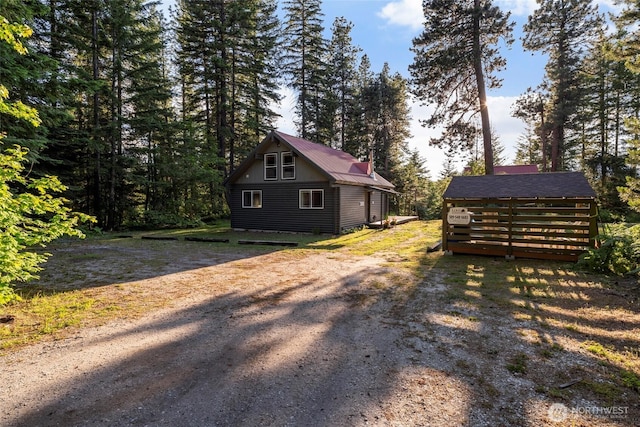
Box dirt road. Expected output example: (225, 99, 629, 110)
(1, 239, 638, 426)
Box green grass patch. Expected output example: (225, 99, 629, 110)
(620, 369, 640, 391)
(506, 352, 528, 374)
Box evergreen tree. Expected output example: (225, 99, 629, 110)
(173, 0, 239, 216)
(174, 0, 282, 217)
(512, 88, 550, 170)
(125, 3, 179, 219)
(409, 0, 514, 175)
(522, 0, 602, 171)
(229, 0, 281, 170)
(513, 125, 542, 166)
(367, 64, 411, 184)
(394, 150, 430, 216)
(281, 0, 326, 142)
(440, 157, 458, 178)
(343, 54, 374, 159)
(611, 0, 640, 214)
(325, 17, 361, 150)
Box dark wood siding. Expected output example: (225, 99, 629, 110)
(338, 185, 367, 230)
(230, 182, 337, 233)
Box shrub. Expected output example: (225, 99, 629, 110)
(578, 223, 640, 276)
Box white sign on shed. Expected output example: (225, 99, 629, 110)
(447, 207, 471, 225)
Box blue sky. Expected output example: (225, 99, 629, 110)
(274, 0, 616, 178)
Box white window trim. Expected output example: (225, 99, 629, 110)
(242, 190, 262, 208)
(264, 153, 277, 181)
(281, 151, 295, 180)
(299, 189, 324, 209)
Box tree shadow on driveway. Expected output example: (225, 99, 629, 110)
(4, 251, 437, 426)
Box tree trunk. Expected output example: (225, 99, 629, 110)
(473, 0, 494, 175)
(91, 6, 102, 224)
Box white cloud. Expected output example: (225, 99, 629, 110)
(495, 0, 538, 16)
(377, 0, 424, 31)
(377, 0, 539, 29)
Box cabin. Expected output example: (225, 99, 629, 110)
(442, 172, 598, 261)
(224, 130, 396, 234)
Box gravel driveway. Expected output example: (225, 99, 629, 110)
(1, 238, 638, 426)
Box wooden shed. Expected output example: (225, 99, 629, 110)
(442, 172, 598, 261)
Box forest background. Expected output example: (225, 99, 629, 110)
(1, 0, 640, 232)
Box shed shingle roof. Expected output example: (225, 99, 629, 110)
(443, 172, 596, 199)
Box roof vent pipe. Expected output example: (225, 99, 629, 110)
(369, 149, 377, 180)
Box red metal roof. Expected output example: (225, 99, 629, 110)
(272, 131, 395, 189)
(463, 164, 539, 175)
(494, 164, 539, 174)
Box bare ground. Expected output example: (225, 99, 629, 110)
(1, 234, 639, 426)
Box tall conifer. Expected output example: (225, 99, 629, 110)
(409, 0, 513, 175)
(281, 0, 326, 142)
(522, 0, 602, 171)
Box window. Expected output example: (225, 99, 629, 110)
(264, 153, 277, 180)
(299, 189, 324, 209)
(242, 190, 262, 208)
(282, 152, 295, 179)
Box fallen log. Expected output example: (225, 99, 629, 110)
(184, 237, 230, 243)
(141, 236, 178, 241)
(237, 239, 298, 247)
(427, 240, 442, 252)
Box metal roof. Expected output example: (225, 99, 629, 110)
(494, 164, 539, 174)
(227, 131, 394, 189)
(443, 172, 596, 199)
(274, 131, 394, 188)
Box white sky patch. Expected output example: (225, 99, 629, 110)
(377, 0, 424, 31)
(409, 95, 526, 178)
(495, 0, 538, 16)
(407, 100, 451, 179)
(487, 95, 524, 163)
(274, 87, 297, 135)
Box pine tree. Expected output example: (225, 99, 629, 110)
(394, 150, 430, 215)
(125, 2, 179, 219)
(173, 0, 234, 216)
(227, 0, 281, 170)
(522, 0, 602, 171)
(410, 0, 514, 175)
(343, 54, 374, 160)
(281, 0, 326, 142)
(367, 64, 411, 183)
(611, 0, 640, 213)
(324, 17, 361, 150)
(513, 125, 542, 166)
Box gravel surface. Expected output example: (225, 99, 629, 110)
(1, 240, 638, 426)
